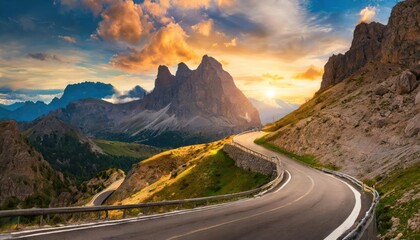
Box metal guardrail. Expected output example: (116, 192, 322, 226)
(317, 168, 379, 240)
(0, 132, 284, 230)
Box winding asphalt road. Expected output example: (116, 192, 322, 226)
(86, 179, 125, 206)
(12, 132, 368, 240)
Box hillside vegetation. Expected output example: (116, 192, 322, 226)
(94, 139, 161, 159)
(108, 138, 270, 205)
(375, 163, 420, 239)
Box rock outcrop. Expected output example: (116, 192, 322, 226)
(381, 0, 420, 66)
(394, 70, 418, 94)
(320, 22, 386, 90)
(321, 0, 420, 91)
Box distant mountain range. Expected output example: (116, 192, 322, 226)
(0, 82, 117, 121)
(249, 98, 299, 125)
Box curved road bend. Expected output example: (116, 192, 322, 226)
(16, 132, 364, 240)
(86, 178, 125, 206)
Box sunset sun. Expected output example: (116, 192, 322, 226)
(265, 89, 276, 98)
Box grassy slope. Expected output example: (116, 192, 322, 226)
(374, 163, 420, 239)
(254, 137, 339, 170)
(113, 139, 270, 204)
(94, 139, 161, 159)
(147, 149, 269, 201)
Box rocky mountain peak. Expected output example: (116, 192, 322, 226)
(175, 62, 192, 82)
(350, 22, 386, 50)
(155, 65, 174, 91)
(320, 22, 386, 90)
(320, 0, 419, 91)
(198, 55, 223, 71)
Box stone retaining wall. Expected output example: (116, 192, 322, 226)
(223, 143, 276, 176)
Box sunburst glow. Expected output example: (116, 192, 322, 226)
(265, 89, 276, 99)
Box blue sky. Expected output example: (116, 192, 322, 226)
(0, 0, 401, 104)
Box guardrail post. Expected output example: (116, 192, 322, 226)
(105, 210, 109, 220)
(16, 216, 20, 229)
(97, 211, 100, 220)
(123, 209, 126, 218)
(40, 215, 43, 226)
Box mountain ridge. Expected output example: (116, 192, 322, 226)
(45, 55, 261, 147)
(0, 82, 117, 122)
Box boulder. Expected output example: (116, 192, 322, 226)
(374, 85, 390, 96)
(395, 70, 418, 94)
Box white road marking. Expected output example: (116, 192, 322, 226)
(167, 175, 315, 240)
(323, 174, 362, 240)
(274, 170, 291, 193)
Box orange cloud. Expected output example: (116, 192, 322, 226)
(171, 0, 210, 9)
(358, 6, 377, 24)
(58, 35, 77, 43)
(293, 65, 323, 80)
(192, 19, 213, 36)
(111, 22, 198, 72)
(262, 73, 284, 81)
(217, 0, 235, 8)
(97, 0, 151, 44)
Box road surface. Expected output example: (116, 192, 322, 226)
(12, 132, 369, 240)
(86, 179, 125, 206)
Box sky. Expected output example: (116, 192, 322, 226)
(0, 0, 400, 105)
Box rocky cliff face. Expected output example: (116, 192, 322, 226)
(381, 0, 420, 66)
(47, 55, 261, 147)
(321, 0, 419, 91)
(0, 121, 67, 209)
(321, 22, 386, 90)
(264, 0, 420, 178)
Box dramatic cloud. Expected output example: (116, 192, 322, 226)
(192, 19, 213, 36)
(58, 35, 77, 43)
(27, 53, 62, 62)
(171, 0, 210, 9)
(111, 23, 197, 72)
(358, 6, 377, 23)
(97, 0, 151, 44)
(293, 65, 323, 80)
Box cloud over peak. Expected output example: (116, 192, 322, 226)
(111, 22, 197, 72)
(358, 6, 377, 24)
(97, 0, 152, 44)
